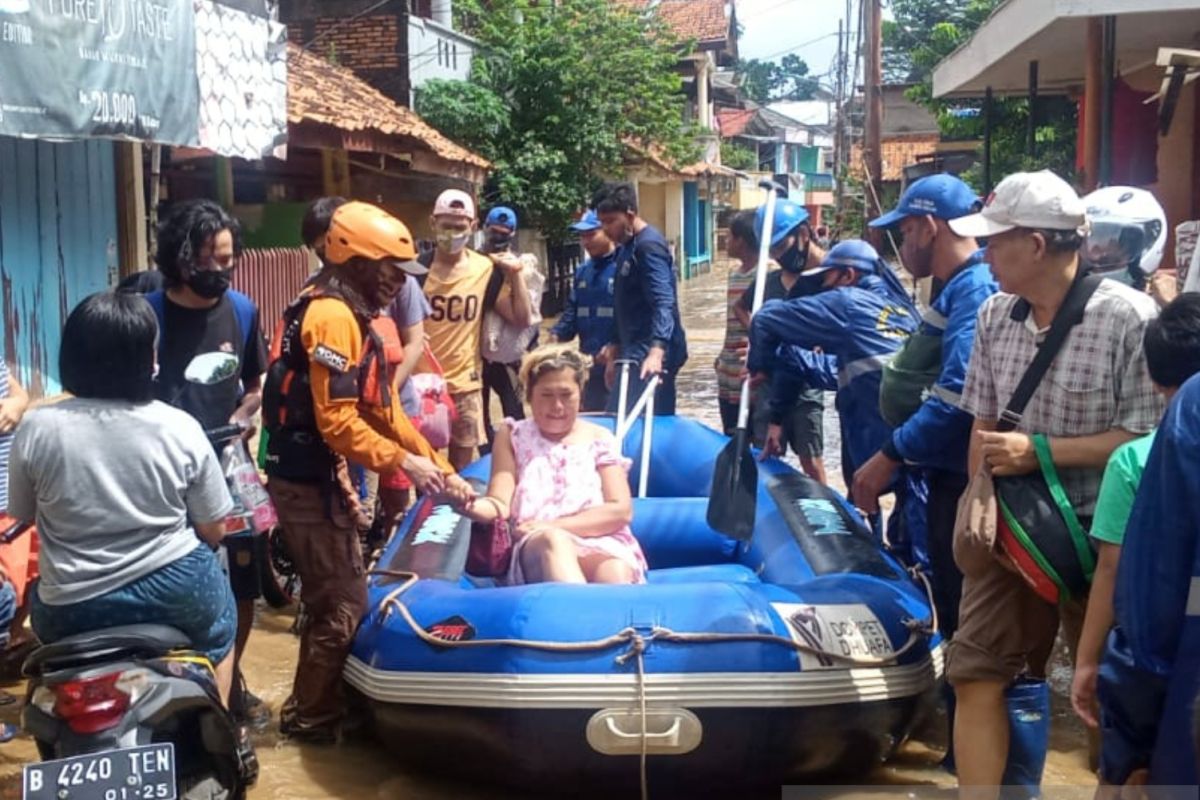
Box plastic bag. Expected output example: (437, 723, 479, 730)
(411, 346, 457, 450)
(482, 255, 545, 365)
(221, 438, 278, 534)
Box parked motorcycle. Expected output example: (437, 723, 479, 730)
(21, 625, 258, 800)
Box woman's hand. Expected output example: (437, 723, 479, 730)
(442, 475, 475, 509)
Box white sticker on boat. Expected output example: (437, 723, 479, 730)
(412, 504, 461, 546)
(770, 603, 895, 671)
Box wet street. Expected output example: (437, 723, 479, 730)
(0, 261, 1093, 799)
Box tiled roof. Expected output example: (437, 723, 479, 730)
(614, 0, 730, 44)
(717, 108, 756, 137)
(287, 42, 489, 170)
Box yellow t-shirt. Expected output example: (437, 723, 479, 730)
(422, 250, 508, 393)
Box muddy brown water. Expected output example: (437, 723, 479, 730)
(0, 261, 1093, 798)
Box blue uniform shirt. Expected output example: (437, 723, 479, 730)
(748, 273, 918, 476)
(611, 225, 688, 368)
(550, 250, 617, 356)
(888, 253, 997, 474)
(1099, 374, 1200, 786)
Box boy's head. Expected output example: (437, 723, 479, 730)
(1144, 293, 1200, 399)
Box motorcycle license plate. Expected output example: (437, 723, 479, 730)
(23, 743, 176, 800)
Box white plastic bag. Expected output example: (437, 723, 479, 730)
(221, 439, 278, 534)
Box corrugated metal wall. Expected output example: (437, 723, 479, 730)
(231, 247, 311, 333)
(0, 137, 118, 397)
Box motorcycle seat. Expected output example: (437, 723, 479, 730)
(24, 625, 193, 675)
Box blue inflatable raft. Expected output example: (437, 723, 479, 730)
(346, 416, 942, 790)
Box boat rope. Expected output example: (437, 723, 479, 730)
(369, 568, 936, 800)
(372, 569, 931, 664)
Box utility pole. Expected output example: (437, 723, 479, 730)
(863, 0, 883, 233)
(834, 0, 852, 234)
(833, 19, 844, 195)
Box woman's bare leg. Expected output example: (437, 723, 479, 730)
(580, 554, 637, 584)
(519, 528, 587, 584)
(213, 649, 235, 708)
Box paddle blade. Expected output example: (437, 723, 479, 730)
(706, 428, 758, 541)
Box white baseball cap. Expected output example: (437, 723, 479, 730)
(432, 189, 476, 220)
(949, 170, 1088, 239)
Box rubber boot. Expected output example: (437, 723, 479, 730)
(999, 677, 1050, 800)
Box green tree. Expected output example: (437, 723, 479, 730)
(734, 54, 818, 105)
(720, 141, 758, 172)
(881, 0, 1077, 189)
(416, 0, 697, 241)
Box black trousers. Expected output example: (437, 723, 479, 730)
(582, 363, 610, 413)
(926, 467, 968, 639)
(481, 360, 524, 447)
(606, 368, 677, 417)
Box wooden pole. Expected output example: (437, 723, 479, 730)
(148, 145, 162, 261)
(1084, 18, 1102, 191)
(114, 142, 148, 278)
(864, 0, 883, 229)
(1099, 15, 1117, 187)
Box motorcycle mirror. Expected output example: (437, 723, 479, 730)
(184, 352, 239, 386)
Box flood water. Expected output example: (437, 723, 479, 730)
(0, 261, 1093, 799)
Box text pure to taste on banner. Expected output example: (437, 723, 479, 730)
(0, 0, 200, 144)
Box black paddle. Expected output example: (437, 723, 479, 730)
(707, 180, 784, 541)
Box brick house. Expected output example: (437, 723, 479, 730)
(281, 0, 477, 108)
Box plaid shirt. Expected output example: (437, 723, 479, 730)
(961, 279, 1162, 515)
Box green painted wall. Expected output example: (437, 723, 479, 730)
(235, 202, 309, 249)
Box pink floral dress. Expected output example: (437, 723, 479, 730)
(504, 418, 648, 585)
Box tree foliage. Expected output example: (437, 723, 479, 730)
(416, 0, 698, 241)
(881, 0, 1077, 189)
(735, 54, 819, 105)
(720, 141, 758, 172)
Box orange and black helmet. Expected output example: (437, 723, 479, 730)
(324, 201, 426, 274)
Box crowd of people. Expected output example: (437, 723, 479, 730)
(0, 166, 1195, 795)
(718, 169, 1198, 793)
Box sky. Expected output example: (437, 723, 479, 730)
(734, 0, 864, 126)
(735, 0, 858, 92)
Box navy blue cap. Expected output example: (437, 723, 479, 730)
(869, 174, 980, 229)
(569, 209, 602, 232)
(800, 239, 882, 277)
(485, 206, 518, 230)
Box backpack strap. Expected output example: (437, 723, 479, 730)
(146, 288, 258, 351)
(146, 289, 167, 349)
(997, 273, 1103, 432)
(227, 289, 259, 350)
(483, 265, 505, 313)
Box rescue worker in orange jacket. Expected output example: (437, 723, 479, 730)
(262, 201, 470, 743)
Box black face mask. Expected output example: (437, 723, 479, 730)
(187, 269, 231, 299)
(486, 232, 514, 251)
(778, 243, 808, 274)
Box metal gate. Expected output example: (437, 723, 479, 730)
(541, 241, 582, 318)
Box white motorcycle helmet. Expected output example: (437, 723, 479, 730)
(1082, 186, 1167, 289)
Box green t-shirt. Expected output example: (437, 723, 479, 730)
(1090, 431, 1157, 546)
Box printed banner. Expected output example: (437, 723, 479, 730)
(0, 0, 200, 144)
